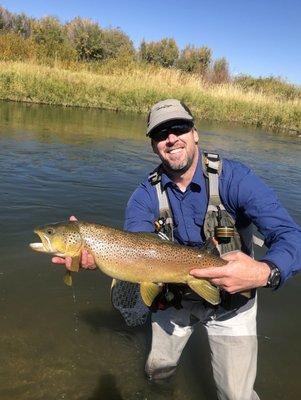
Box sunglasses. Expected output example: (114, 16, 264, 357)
(151, 123, 193, 142)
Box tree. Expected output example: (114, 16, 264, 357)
(0, 7, 32, 38)
(98, 27, 135, 60)
(11, 13, 32, 38)
(66, 17, 105, 61)
(0, 6, 13, 31)
(0, 32, 36, 61)
(32, 16, 75, 61)
(139, 38, 179, 67)
(177, 45, 212, 76)
(211, 57, 230, 84)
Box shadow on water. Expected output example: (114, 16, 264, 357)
(86, 373, 124, 400)
(181, 327, 217, 400)
(79, 307, 148, 337)
(81, 308, 217, 399)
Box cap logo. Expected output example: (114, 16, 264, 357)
(155, 104, 173, 111)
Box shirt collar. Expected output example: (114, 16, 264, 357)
(160, 150, 204, 190)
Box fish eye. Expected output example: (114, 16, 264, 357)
(46, 228, 54, 235)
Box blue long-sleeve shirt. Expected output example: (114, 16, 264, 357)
(124, 152, 301, 286)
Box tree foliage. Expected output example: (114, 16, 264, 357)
(210, 57, 230, 84)
(97, 27, 135, 60)
(66, 17, 104, 61)
(0, 7, 32, 37)
(0, 7, 13, 31)
(32, 16, 76, 61)
(234, 75, 301, 100)
(177, 45, 212, 75)
(139, 38, 179, 67)
(66, 17, 134, 61)
(0, 5, 261, 88)
(0, 32, 36, 61)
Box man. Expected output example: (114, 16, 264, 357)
(54, 99, 301, 400)
(121, 99, 301, 400)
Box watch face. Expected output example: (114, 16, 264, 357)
(269, 268, 281, 288)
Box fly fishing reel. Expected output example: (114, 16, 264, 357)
(214, 207, 234, 244)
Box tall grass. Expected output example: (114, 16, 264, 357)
(0, 61, 300, 133)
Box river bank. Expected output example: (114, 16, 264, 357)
(0, 61, 300, 134)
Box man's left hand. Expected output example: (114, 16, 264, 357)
(189, 251, 271, 293)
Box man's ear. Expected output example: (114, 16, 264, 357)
(193, 128, 199, 144)
(151, 139, 159, 155)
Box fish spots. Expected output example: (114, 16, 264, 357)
(67, 233, 81, 245)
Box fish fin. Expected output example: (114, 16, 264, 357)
(140, 282, 162, 307)
(63, 270, 72, 286)
(188, 279, 220, 305)
(110, 278, 119, 304)
(111, 278, 118, 290)
(69, 256, 80, 272)
(240, 290, 252, 299)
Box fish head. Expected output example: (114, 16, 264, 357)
(30, 221, 83, 257)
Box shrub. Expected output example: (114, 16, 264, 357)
(0, 6, 13, 31)
(139, 38, 179, 67)
(67, 19, 135, 62)
(234, 75, 301, 100)
(0, 32, 36, 61)
(66, 17, 104, 61)
(210, 57, 230, 84)
(97, 27, 135, 61)
(31, 16, 76, 62)
(177, 45, 211, 76)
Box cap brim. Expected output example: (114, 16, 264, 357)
(147, 114, 193, 136)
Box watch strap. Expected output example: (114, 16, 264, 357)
(263, 260, 281, 289)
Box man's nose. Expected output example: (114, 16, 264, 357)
(166, 133, 179, 144)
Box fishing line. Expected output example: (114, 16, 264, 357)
(71, 284, 80, 335)
(70, 283, 81, 367)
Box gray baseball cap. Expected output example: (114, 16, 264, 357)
(146, 99, 194, 137)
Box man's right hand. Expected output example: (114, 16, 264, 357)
(51, 216, 97, 271)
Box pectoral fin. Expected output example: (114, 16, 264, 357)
(140, 282, 162, 306)
(69, 256, 80, 272)
(188, 279, 220, 305)
(63, 270, 72, 286)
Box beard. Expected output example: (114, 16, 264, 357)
(162, 153, 194, 174)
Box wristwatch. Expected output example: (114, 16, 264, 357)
(264, 261, 281, 289)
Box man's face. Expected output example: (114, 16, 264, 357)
(151, 127, 199, 173)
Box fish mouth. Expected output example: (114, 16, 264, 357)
(30, 242, 47, 252)
(29, 241, 65, 256)
(29, 231, 64, 256)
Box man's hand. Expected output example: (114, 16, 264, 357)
(189, 251, 271, 293)
(51, 215, 97, 271)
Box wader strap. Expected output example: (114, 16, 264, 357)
(202, 152, 224, 209)
(154, 183, 174, 240)
(253, 235, 264, 247)
(148, 169, 161, 185)
(149, 166, 174, 241)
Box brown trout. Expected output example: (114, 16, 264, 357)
(30, 221, 229, 306)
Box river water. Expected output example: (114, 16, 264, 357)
(0, 101, 300, 400)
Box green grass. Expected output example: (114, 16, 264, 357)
(0, 61, 300, 134)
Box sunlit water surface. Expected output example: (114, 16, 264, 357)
(0, 101, 300, 400)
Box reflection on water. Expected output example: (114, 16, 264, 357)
(0, 101, 300, 399)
